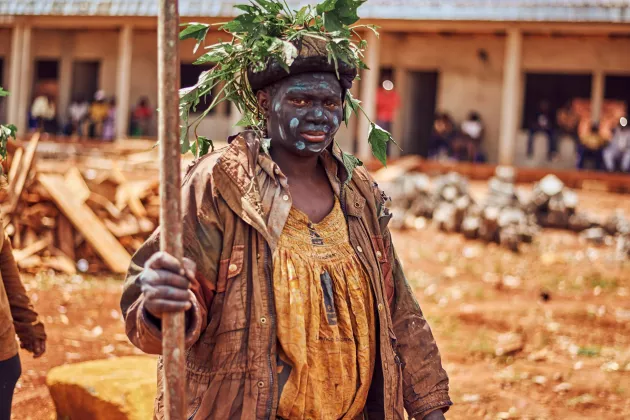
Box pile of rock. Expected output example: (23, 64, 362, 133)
(381, 167, 629, 256)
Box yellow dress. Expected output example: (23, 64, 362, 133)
(273, 199, 376, 420)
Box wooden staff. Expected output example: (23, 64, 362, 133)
(157, 0, 185, 418)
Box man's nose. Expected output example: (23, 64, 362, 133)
(305, 104, 327, 124)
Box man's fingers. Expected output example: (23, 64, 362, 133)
(145, 251, 181, 273)
(145, 269, 191, 289)
(145, 299, 192, 315)
(142, 284, 190, 301)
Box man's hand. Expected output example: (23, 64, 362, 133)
(20, 336, 46, 358)
(139, 251, 196, 319)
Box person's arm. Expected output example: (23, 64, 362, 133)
(1, 232, 46, 357)
(120, 163, 223, 354)
(368, 176, 452, 419)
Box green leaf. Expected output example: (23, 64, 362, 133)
(280, 40, 298, 67)
(179, 23, 210, 53)
(194, 50, 228, 65)
(316, 0, 337, 15)
(368, 123, 391, 166)
(0, 87, 9, 97)
(341, 151, 363, 182)
(191, 136, 214, 157)
(343, 90, 361, 126)
(235, 115, 254, 127)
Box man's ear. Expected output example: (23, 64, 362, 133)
(256, 90, 270, 118)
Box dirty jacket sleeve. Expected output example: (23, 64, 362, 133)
(1, 232, 46, 346)
(377, 191, 452, 419)
(120, 162, 223, 355)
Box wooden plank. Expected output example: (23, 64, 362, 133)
(38, 173, 131, 273)
(12, 237, 52, 263)
(64, 167, 91, 204)
(6, 147, 23, 193)
(7, 133, 40, 214)
(87, 192, 122, 219)
(56, 214, 75, 261)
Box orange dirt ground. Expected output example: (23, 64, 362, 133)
(11, 183, 630, 420)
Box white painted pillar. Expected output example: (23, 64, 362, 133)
(16, 25, 32, 136)
(7, 24, 24, 126)
(498, 28, 523, 165)
(116, 24, 133, 139)
(58, 32, 75, 127)
(356, 30, 380, 160)
(391, 67, 408, 158)
(591, 70, 604, 123)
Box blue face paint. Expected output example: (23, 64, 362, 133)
(333, 115, 339, 126)
(290, 118, 299, 130)
(274, 102, 281, 113)
(296, 141, 305, 150)
(314, 109, 323, 118)
(319, 82, 331, 90)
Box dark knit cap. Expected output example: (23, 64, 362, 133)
(247, 37, 357, 92)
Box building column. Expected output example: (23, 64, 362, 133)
(58, 32, 75, 127)
(356, 30, 380, 160)
(116, 24, 133, 139)
(591, 70, 604, 123)
(498, 28, 523, 165)
(7, 24, 24, 126)
(391, 67, 408, 158)
(16, 25, 32, 136)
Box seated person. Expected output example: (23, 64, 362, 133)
(577, 122, 608, 170)
(603, 121, 630, 172)
(452, 111, 485, 162)
(527, 100, 554, 161)
(429, 113, 456, 159)
(555, 100, 579, 145)
(30, 93, 57, 134)
(131, 97, 153, 137)
(88, 91, 110, 138)
(64, 95, 89, 136)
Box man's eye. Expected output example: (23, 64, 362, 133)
(325, 101, 340, 110)
(290, 99, 308, 106)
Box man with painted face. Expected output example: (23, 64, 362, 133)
(121, 38, 451, 420)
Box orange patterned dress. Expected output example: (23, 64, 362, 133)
(273, 199, 376, 420)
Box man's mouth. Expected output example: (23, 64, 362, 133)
(300, 130, 327, 143)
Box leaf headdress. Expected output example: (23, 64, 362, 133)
(178, 0, 394, 167)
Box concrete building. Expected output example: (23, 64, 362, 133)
(1, 0, 629, 167)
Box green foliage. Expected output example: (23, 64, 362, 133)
(0, 87, 16, 161)
(178, 0, 393, 169)
(341, 150, 363, 182)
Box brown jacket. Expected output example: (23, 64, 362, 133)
(121, 132, 451, 419)
(0, 230, 46, 361)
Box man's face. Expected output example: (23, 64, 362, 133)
(263, 72, 343, 156)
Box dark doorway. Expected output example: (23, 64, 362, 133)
(404, 71, 439, 156)
(604, 74, 630, 108)
(522, 73, 592, 129)
(32, 59, 60, 99)
(71, 61, 100, 102)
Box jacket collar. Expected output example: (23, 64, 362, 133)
(212, 131, 358, 249)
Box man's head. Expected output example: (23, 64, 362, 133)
(257, 72, 343, 156)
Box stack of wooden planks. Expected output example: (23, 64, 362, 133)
(1, 135, 162, 275)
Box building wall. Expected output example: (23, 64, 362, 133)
(380, 33, 506, 161)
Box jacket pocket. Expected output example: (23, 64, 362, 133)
(214, 245, 247, 336)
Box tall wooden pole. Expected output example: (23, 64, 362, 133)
(158, 0, 185, 418)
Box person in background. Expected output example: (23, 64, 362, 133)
(376, 79, 400, 155)
(554, 100, 579, 146)
(577, 122, 608, 170)
(88, 90, 110, 139)
(0, 212, 47, 420)
(453, 111, 485, 162)
(102, 98, 117, 142)
(527, 100, 554, 161)
(64, 95, 89, 136)
(429, 113, 456, 159)
(30, 93, 57, 134)
(603, 120, 630, 172)
(131, 97, 153, 137)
